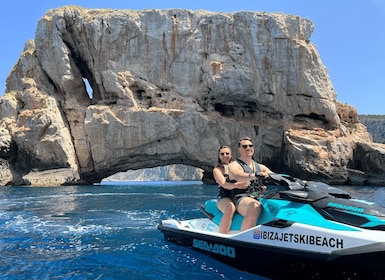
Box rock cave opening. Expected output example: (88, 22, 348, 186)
(100, 164, 204, 183)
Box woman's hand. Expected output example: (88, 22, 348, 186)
(234, 181, 250, 189)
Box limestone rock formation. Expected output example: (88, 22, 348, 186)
(359, 115, 385, 144)
(1, 6, 384, 186)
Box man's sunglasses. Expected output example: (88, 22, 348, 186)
(241, 144, 253, 149)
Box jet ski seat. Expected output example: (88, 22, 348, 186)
(203, 197, 291, 231)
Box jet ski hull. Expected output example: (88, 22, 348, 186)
(158, 218, 385, 279)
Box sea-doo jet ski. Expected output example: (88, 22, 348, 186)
(158, 174, 385, 279)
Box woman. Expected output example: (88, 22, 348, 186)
(228, 137, 273, 231)
(213, 146, 249, 234)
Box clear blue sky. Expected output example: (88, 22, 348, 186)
(1, 0, 384, 114)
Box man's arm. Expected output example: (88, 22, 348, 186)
(228, 161, 258, 182)
(258, 164, 273, 178)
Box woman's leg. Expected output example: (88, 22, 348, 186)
(236, 197, 261, 231)
(217, 198, 236, 234)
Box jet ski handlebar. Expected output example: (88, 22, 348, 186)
(263, 173, 306, 190)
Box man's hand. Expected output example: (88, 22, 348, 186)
(256, 172, 270, 178)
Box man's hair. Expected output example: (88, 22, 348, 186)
(237, 137, 253, 147)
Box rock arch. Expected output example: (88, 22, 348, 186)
(1, 7, 384, 186)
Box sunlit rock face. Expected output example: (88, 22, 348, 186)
(1, 7, 384, 186)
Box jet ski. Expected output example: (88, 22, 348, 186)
(158, 174, 385, 279)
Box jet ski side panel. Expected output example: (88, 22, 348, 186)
(158, 219, 385, 279)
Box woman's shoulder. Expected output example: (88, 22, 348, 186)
(214, 164, 225, 172)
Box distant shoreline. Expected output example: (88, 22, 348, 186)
(97, 180, 204, 186)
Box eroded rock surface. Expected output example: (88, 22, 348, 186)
(1, 7, 384, 186)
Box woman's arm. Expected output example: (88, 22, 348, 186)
(213, 167, 227, 186)
(213, 166, 249, 190)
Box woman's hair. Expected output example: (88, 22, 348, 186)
(237, 137, 253, 147)
(217, 145, 233, 165)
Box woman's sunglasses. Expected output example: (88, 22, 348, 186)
(220, 152, 230, 156)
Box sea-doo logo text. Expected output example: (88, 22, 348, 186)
(327, 202, 365, 213)
(254, 230, 343, 249)
(193, 239, 236, 258)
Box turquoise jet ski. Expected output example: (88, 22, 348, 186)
(158, 174, 385, 279)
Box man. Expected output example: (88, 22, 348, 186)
(228, 137, 273, 231)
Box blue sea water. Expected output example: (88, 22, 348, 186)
(0, 182, 384, 280)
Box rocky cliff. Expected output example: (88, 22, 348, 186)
(359, 115, 385, 144)
(1, 6, 384, 186)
